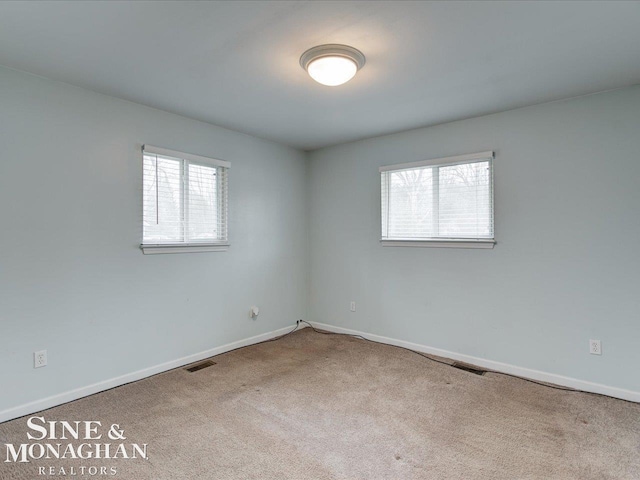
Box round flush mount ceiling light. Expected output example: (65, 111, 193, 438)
(300, 44, 366, 87)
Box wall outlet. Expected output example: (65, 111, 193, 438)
(34, 350, 47, 368)
(350, 301, 356, 312)
(589, 339, 602, 355)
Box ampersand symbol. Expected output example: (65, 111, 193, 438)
(108, 424, 126, 440)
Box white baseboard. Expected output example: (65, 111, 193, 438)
(0, 324, 306, 424)
(3, 320, 635, 424)
(308, 321, 640, 403)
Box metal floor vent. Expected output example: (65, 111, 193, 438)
(186, 360, 216, 372)
(452, 362, 486, 376)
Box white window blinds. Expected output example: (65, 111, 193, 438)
(380, 152, 494, 244)
(142, 145, 229, 247)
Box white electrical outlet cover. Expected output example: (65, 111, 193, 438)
(34, 350, 47, 368)
(589, 340, 601, 355)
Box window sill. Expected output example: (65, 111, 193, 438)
(381, 239, 495, 249)
(140, 243, 229, 255)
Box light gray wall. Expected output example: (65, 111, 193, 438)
(0, 66, 308, 412)
(308, 86, 640, 392)
(2, 64, 639, 414)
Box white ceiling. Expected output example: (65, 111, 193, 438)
(1, 1, 639, 150)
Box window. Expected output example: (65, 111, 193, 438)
(380, 151, 494, 248)
(141, 145, 229, 254)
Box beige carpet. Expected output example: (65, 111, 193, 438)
(1, 327, 639, 479)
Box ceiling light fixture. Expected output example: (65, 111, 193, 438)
(300, 44, 366, 87)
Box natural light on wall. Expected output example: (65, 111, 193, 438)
(380, 151, 495, 248)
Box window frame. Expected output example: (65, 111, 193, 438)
(380, 151, 495, 249)
(140, 145, 230, 255)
